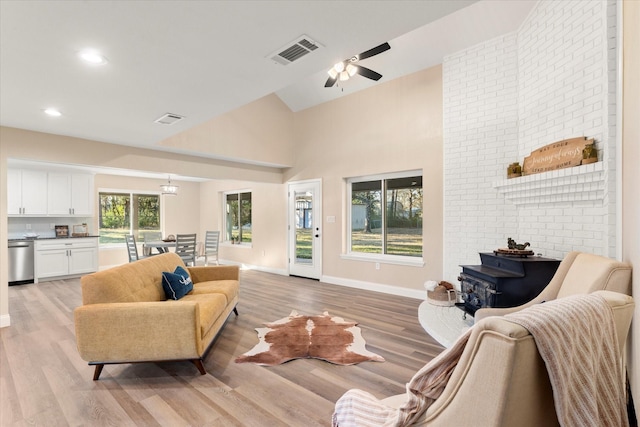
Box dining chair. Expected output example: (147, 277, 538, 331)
(125, 235, 148, 262)
(141, 231, 163, 255)
(203, 231, 220, 265)
(175, 233, 197, 266)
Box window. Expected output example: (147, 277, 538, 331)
(225, 191, 252, 243)
(348, 171, 422, 258)
(99, 192, 160, 244)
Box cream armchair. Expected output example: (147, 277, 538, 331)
(475, 251, 632, 322)
(379, 291, 634, 427)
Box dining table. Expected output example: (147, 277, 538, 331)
(143, 240, 176, 254)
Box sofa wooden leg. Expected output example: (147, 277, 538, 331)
(93, 364, 105, 381)
(233, 307, 239, 316)
(193, 359, 206, 375)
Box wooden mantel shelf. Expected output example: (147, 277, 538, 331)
(493, 162, 605, 206)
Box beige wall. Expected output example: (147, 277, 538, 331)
(199, 180, 288, 273)
(622, 0, 640, 406)
(285, 65, 444, 291)
(0, 126, 284, 183)
(185, 64, 445, 292)
(159, 94, 295, 167)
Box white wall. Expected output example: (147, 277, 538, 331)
(443, 0, 617, 282)
(443, 33, 520, 282)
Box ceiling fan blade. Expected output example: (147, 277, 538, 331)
(324, 76, 337, 87)
(356, 65, 382, 81)
(357, 42, 390, 61)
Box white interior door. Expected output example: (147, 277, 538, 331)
(288, 180, 322, 279)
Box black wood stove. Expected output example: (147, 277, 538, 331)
(458, 252, 560, 317)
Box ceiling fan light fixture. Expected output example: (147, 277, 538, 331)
(323, 42, 390, 89)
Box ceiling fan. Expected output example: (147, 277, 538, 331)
(324, 42, 391, 88)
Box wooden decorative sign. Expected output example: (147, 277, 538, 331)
(522, 137, 593, 176)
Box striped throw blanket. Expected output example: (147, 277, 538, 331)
(332, 293, 628, 427)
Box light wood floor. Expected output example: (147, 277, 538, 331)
(0, 270, 444, 426)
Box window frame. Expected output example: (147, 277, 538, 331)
(97, 188, 163, 248)
(222, 189, 252, 246)
(342, 170, 424, 267)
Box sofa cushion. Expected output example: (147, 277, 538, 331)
(179, 293, 228, 338)
(81, 253, 186, 305)
(191, 279, 239, 302)
(162, 266, 193, 300)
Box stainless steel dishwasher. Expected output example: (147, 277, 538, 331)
(8, 240, 35, 285)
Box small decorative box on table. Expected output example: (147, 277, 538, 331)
(72, 224, 90, 237)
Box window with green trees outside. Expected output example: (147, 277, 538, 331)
(349, 173, 422, 257)
(99, 192, 161, 244)
(225, 191, 252, 243)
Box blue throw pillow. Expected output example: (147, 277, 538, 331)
(162, 266, 193, 300)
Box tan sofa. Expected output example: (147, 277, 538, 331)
(74, 252, 239, 380)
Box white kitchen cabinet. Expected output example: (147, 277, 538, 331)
(8, 169, 48, 215)
(47, 173, 94, 216)
(36, 249, 70, 278)
(68, 246, 98, 275)
(35, 237, 98, 280)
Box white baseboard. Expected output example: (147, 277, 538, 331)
(220, 259, 288, 276)
(0, 314, 10, 328)
(244, 264, 288, 276)
(321, 275, 424, 300)
(223, 260, 422, 299)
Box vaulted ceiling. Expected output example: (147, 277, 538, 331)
(0, 0, 536, 171)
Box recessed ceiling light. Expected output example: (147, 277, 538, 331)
(78, 49, 108, 65)
(44, 108, 62, 117)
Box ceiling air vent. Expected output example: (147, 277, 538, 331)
(154, 113, 184, 125)
(268, 35, 322, 65)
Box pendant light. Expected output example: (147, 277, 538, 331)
(161, 175, 179, 195)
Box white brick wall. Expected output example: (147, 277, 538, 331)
(443, 0, 617, 284)
(443, 33, 519, 282)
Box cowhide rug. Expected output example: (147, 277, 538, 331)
(235, 311, 385, 366)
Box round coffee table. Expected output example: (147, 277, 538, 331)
(418, 301, 474, 348)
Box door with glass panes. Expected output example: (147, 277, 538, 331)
(288, 180, 322, 279)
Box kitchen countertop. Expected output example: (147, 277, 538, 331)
(8, 235, 99, 242)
